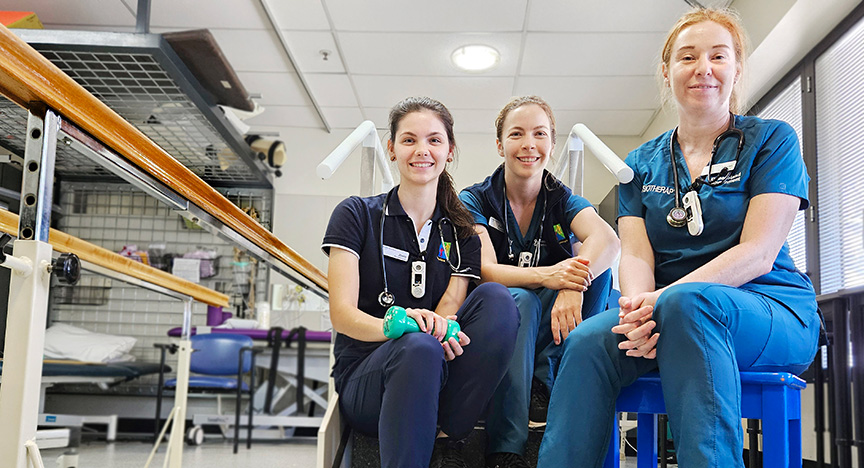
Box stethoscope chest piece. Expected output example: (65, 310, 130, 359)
(378, 290, 395, 308)
(667, 206, 687, 228)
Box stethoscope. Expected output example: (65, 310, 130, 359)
(377, 190, 470, 308)
(666, 114, 745, 235)
(503, 185, 547, 268)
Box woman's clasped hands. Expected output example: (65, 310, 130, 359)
(611, 290, 662, 359)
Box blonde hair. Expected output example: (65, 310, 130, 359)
(659, 8, 750, 113)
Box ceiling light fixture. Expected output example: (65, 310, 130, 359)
(451, 45, 500, 72)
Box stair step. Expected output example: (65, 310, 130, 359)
(351, 425, 546, 467)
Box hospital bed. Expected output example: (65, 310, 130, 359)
(0, 360, 168, 445)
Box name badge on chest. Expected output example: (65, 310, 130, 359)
(383, 245, 409, 262)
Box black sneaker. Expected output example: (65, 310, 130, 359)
(430, 438, 468, 468)
(529, 378, 549, 426)
(485, 452, 530, 468)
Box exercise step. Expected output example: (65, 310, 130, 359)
(350, 425, 546, 467)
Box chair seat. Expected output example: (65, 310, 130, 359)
(165, 376, 249, 391)
(606, 371, 805, 468)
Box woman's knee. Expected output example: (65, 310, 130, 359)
(509, 286, 543, 324)
(389, 333, 445, 369)
(654, 283, 720, 333)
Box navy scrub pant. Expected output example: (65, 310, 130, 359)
(338, 283, 519, 468)
(485, 269, 612, 455)
(537, 282, 820, 468)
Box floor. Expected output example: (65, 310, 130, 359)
(40, 438, 319, 468)
(39, 437, 657, 468)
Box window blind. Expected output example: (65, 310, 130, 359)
(815, 15, 864, 294)
(756, 79, 807, 273)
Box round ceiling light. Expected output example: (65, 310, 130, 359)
(451, 45, 500, 72)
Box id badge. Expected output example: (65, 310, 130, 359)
(411, 261, 426, 298)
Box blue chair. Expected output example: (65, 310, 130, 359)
(604, 371, 805, 468)
(155, 333, 260, 454)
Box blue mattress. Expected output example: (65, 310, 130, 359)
(0, 361, 169, 378)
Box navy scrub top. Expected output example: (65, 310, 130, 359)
(618, 114, 815, 323)
(322, 186, 481, 388)
(459, 167, 594, 267)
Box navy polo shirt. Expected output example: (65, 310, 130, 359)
(322, 186, 481, 388)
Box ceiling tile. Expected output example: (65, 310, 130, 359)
(515, 76, 660, 110)
(245, 105, 322, 128)
(339, 32, 521, 76)
(209, 29, 296, 73)
(7, 0, 135, 27)
(362, 108, 391, 130)
(521, 32, 665, 76)
(450, 109, 500, 134)
(353, 76, 515, 110)
(527, 0, 690, 33)
(324, 0, 528, 32)
(145, 0, 269, 30)
(553, 110, 656, 136)
(305, 74, 358, 107)
(236, 72, 309, 106)
(321, 107, 365, 129)
(266, 0, 331, 31)
(284, 31, 345, 73)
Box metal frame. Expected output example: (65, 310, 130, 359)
(0, 107, 60, 468)
(11, 28, 271, 188)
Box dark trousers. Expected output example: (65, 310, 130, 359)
(339, 282, 519, 468)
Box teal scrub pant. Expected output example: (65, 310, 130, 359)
(537, 282, 820, 468)
(486, 269, 612, 455)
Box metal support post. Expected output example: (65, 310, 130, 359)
(360, 133, 377, 197)
(165, 298, 195, 468)
(0, 107, 60, 468)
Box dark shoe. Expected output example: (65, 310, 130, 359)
(529, 378, 549, 425)
(430, 438, 468, 468)
(485, 452, 530, 468)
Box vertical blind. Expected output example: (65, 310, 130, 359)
(815, 14, 864, 294)
(755, 79, 807, 273)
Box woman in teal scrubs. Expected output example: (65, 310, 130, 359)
(538, 8, 820, 468)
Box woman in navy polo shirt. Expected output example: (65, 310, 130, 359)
(459, 95, 620, 467)
(322, 97, 518, 468)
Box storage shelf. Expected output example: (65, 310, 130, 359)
(0, 29, 269, 187)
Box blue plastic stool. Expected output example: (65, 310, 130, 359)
(603, 371, 805, 468)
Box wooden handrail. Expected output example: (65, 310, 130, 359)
(0, 209, 229, 308)
(0, 24, 328, 292)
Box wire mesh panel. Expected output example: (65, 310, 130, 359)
(0, 45, 266, 185)
(49, 181, 272, 393)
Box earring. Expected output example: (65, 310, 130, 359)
(447, 158, 453, 162)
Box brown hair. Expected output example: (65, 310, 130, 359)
(388, 97, 475, 239)
(494, 95, 557, 146)
(659, 8, 749, 113)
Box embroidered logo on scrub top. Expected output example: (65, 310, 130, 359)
(437, 241, 451, 262)
(553, 224, 567, 243)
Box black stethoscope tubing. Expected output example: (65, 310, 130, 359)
(377, 190, 469, 308)
(667, 114, 745, 228)
(503, 184, 547, 267)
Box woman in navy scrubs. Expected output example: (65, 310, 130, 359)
(538, 9, 820, 468)
(460, 96, 620, 467)
(323, 97, 518, 468)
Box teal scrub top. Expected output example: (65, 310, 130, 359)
(618, 115, 815, 322)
